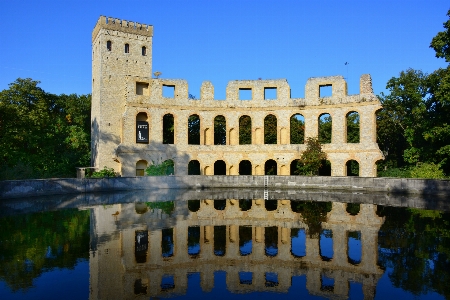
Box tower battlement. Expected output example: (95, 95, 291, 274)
(92, 16, 153, 42)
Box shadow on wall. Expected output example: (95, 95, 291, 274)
(91, 118, 122, 168)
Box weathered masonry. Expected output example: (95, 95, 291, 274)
(92, 16, 383, 177)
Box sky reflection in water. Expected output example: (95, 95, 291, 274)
(0, 196, 449, 299)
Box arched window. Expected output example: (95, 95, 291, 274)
(290, 114, 305, 144)
(265, 159, 277, 175)
(265, 226, 278, 257)
(188, 160, 201, 175)
(162, 114, 174, 144)
(125, 43, 130, 53)
(214, 160, 226, 175)
(239, 160, 252, 175)
(141, 46, 147, 56)
(136, 112, 149, 144)
(214, 115, 226, 145)
(290, 159, 301, 175)
(319, 229, 334, 261)
(136, 160, 148, 176)
(347, 231, 362, 265)
(188, 115, 200, 145)
(319, 113, 332, 144)
(106, 40, 112, 51)
(346, 160, 359, 176)
(346, 111, 360, 143)
(319, 160, 332, 176)
(239, 115, 252, 144)
(264, 115, 277, 144)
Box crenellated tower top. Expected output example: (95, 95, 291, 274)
(92, 16, 153, 42)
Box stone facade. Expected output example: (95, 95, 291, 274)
(89, 200, 384, 299)
(92, 16, 383, 177)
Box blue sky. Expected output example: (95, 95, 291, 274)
(0, 0, 448, 99)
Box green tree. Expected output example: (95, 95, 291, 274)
(239, 115, 252, 144)
(188, 114, 200, 145)
(264, 114, 277, 144)
(297, 137, 327, 175)
(430, 9, 450, 63)
(0, 78, 91, 179)
(145, 159, 174, 175)
(214, 115, 226, 145)
(346, 112, 360, 143)
(290, 114, 305, 144)
(318, 114, 332, 144)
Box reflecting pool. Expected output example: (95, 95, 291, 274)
(0, 191, 449, 299)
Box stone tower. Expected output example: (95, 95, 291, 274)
(91, 16, 153, 171)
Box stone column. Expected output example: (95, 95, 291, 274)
(304, 112, 318, 139)
(332, 111, 346, 145)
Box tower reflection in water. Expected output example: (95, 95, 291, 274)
(89, 199, 384, 299)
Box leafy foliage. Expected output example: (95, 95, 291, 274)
(297, 137, 327, 175)
(290, 114, 305, 144)
(290, 201, 332, 238)
(239, 115, 252, 145)
(188, 115, 200, 145)
(146, 201, 175, 215)
(86, 166, 116, 178)
(162, 114, 174, 144)
(377, 206, 450, 298)
(318, 114, 332, 144)
(0, 209, 90, 291)
(214, 115, 226, 145)
(0, 78, 91, 179)
(264, 114, 277, 144)
(145, 159, 174, 176)
(430, 9, 450, 63)
(346, 112, 360, 143)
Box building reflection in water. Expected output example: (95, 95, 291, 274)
(89, 199, 385, 299)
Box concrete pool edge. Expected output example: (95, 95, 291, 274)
(1, 175, 450, 199)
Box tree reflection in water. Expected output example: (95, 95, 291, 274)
(214, 226, 226, 256)
(265, 226, 278, 257)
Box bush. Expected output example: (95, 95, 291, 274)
(86, 166, 116, 178)
(145, 160, 174, 176)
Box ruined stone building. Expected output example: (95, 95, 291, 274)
(89, 199, 384, 299)
(91, 16, 383, 177)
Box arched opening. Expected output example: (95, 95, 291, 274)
(347, 231, 362, 265)
(136, 160, 147, 176)
(239, 199, 252, 211)
(239, 160, 252, 175)
(346, 160, 359, 176)
(161, 228, 174, 257)
(135, 230, 148, 263)
(106, 40, 112, 51)
(214, 226, 226, 256)
(214, 200, 226, 210)
(188, 160, 201, 175)
(318, 160, 332, 176)
(265, 159, 277, 175)
(188, 114, 200, 145)
(162, 114, 174, 144)
(347, 111, 360, 143)
(239, 115, 252, 144)
(239, 226, 252, 256)
(265, 227, 278, 257)
(188, 200, 200, 212)
(214, 160, 226, 175)
(290, 114, 305, 144)
(264, 114, 277, 144)
(319, 113, 332, 144)
(346, 203, 360, 215)
(291, 228, 306, 258)
(141, 46, 147, 56)
(319, 229, 333, 261)
(265, 200, 278, 211)
(214, 115, 226, 145)
(124, 43, 130, 53)
(135, 203, 148, 214)
(147, 159, 174, 175)
(136, 112, 149, 144)
(188, 226, 200, 257)
(290, 159, 301, 175)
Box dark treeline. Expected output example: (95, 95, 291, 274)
(0, 78, 91, 179)
(1, 11, 450, 180)
(377, 10, 450, 178)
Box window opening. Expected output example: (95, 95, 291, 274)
(264, 115, 277, 144)
(214, 116, 226, 145)
(346, 111, 360, 143)
(162, 114, 174, 144)
(346, 160, 359, 176)
(124, 43, 130, 53)
(239, 115, 252, 145)
(106, 40, 112, 51)
(290, 114, 305, 144)
(318, 113, 332, 144)
(239, 88, 252, 100)
(141, 46, 147, 56)
(162, 85, 175, 98)
(188, 160, 201, 175)
(188, 115, 200, 145)
(319, 84, 332, 97)
(264, 87, 277, 100)
(239, 160, 252, 175)
(265, 159, 277, 175)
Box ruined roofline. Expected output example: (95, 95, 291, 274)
(92, 16, 153, 42)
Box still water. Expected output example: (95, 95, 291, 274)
(0, 190, 449, 299)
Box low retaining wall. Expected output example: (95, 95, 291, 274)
(1, 175, 450, 199)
